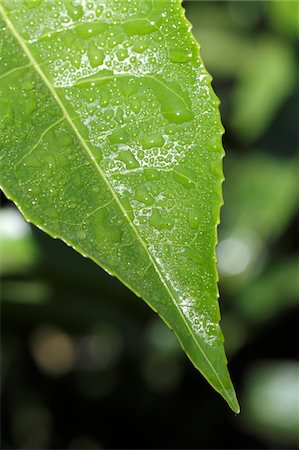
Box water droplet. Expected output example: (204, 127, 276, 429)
(131, 99, 140, 113)
(142, 133, 165, 150)
(116, 48, 128, 61)
(95, 6, 104, 17)
(117, 150, 139, 169)
(77, 23, 108, 39)
(150, 210, 173, 230)
(168, 47, 192, 63)
(102, 108, 114, 122)
(132, 42, 148, 53)
(77, 230, 86, 240)
(188, 207, 201, 229)
(147, 77, 194, 124)
(145, 169, 159, 181)
(65, 3, 84, 20)
(123, 19, 155, 36)
(109, 128, 129, 144)
(88, 45, 105, 68)
(164, 109, 194, 124)
(134, 186, 154, 205)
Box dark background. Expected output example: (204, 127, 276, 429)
(1, 1, 298, 449)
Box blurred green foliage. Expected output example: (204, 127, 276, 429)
(1, 1, 298, 449)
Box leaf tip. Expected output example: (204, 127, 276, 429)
(224, 385, 240, 414)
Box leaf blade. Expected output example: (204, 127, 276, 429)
(0, 0, 239, 412)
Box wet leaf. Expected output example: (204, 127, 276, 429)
(0, 0, 238, 412)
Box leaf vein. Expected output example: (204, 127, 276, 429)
(72, 73, 191, 113)
(0, 63, 32, 81)
(14, 115, 66, 173)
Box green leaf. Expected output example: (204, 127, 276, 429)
(0, 0, 238, 412)
(223, 153, 299, 241)
(238, 256, 299, 322)
(230, 36, 296, 141)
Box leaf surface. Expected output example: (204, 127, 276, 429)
(0, 0, 238, 412)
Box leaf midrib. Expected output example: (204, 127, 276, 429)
(0, 4, 232, 405)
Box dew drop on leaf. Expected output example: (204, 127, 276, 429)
(117, 150, 139, 169)
(77, 230, 87, 240)
(142, 133, 165, 150)
(188, 207, 202, 229)
(168, 47, 192, 63)
(134, 186, 154, 206)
